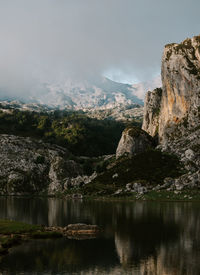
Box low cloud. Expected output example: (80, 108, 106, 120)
(0, 0, 199, 98)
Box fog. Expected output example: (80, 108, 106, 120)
(0, 0, 199, 98)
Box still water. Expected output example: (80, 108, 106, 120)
(0, 197, 200, 275)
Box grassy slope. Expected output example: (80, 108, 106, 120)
(0, 220, 40, 234)
(82, 150, 185, 196)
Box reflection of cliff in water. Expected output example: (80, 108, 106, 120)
(113, 202, 200, 274)
(0, 238, 118, 274)
(0, 198, 200, 274)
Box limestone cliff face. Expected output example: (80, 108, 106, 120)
(142, 36, 200, 189)
(143, 35, 200, 144)
(142, 88, 162, 137)
(116, 127, 154, 158)
(0, 134, 83, 195)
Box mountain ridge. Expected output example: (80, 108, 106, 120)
(0, 76, 161, 110)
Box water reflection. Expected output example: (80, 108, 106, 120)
(0, 197, 200, 275)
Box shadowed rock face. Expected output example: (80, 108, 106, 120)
(142, 35, 200, 144)
(142, 88, 162, 137)
(116, 127, 154, 159)
(0, 134, 83, 195)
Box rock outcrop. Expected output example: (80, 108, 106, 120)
(0, 134, 84, 195)
(142, 35, 200, 190)
(143, 35, 200, 144)
(142, 88, 162, 137)
(116, 126, 154, 158)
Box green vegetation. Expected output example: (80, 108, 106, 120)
(82, 149, 184, 196)
(0, 109, 140, 156)
(0, 219, 40, 234)
(0, 219, 64, 257)
(0, 235, 21, 249)
(143, 189, 200, 201)
(0, 220, 40, 256)
(80, 189, 200, 202)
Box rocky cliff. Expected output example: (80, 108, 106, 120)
(0, 134, 87, 195)
(142, 35, 200, 190)
(143, 35, 200, 144)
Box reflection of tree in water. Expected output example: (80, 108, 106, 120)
(0, 198, 200, 274)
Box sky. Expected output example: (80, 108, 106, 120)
(0, 0, 200, 97)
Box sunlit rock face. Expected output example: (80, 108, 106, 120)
(142, 35, 200, 189)
(116, 126, 154, 158)
(143, 35, 200, 144)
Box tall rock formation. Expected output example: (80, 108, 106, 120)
(143, 35, 200, 145)
(142, 35, 200, 189)
(142, 88, 162, 137)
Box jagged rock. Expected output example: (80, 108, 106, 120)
(64, 172, 97, 189)
(163, 177, 174, 187)
(0, 134, 83, 195)
(143, 35, 200, 144)
(125, 182, 148, 194)
(113, 189, 124, 195)
(142, 88, 162, 137)
(116, 126, 154, 158)
(71, 194, 83, 199)
(185, 149, 195, 161)
(112, 173, 118, 179)
(142, 35, 200, 188)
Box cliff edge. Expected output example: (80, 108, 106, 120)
(143, 35, 200, 143)
(142, 35, 200, 189)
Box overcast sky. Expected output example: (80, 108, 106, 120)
(0, 0, 200, 97)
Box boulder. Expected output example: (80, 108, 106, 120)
(116, 126, 154, 158)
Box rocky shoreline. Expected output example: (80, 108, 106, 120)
(0, 221, 101, 259)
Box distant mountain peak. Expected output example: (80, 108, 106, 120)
(0, 76, 161, 110)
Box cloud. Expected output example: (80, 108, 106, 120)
(0, 0, 199, 98)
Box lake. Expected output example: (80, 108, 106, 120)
(0, 197, 200, 275)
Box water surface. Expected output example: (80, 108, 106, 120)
(0, 197, 200, 275)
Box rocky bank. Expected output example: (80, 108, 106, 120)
(0, 134, 96, 195)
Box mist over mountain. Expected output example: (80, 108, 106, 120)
(0, 76, 161, 110)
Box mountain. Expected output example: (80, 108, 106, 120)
(32, 77, 144, 109)
(0, 76, 161, 110)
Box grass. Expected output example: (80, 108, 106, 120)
(0, 219, 64, 257)
(0, 219, 41, 234)
(79, 189, 200, 202)
(82, 149, 184, 196)
(143, 190, 200, 201)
